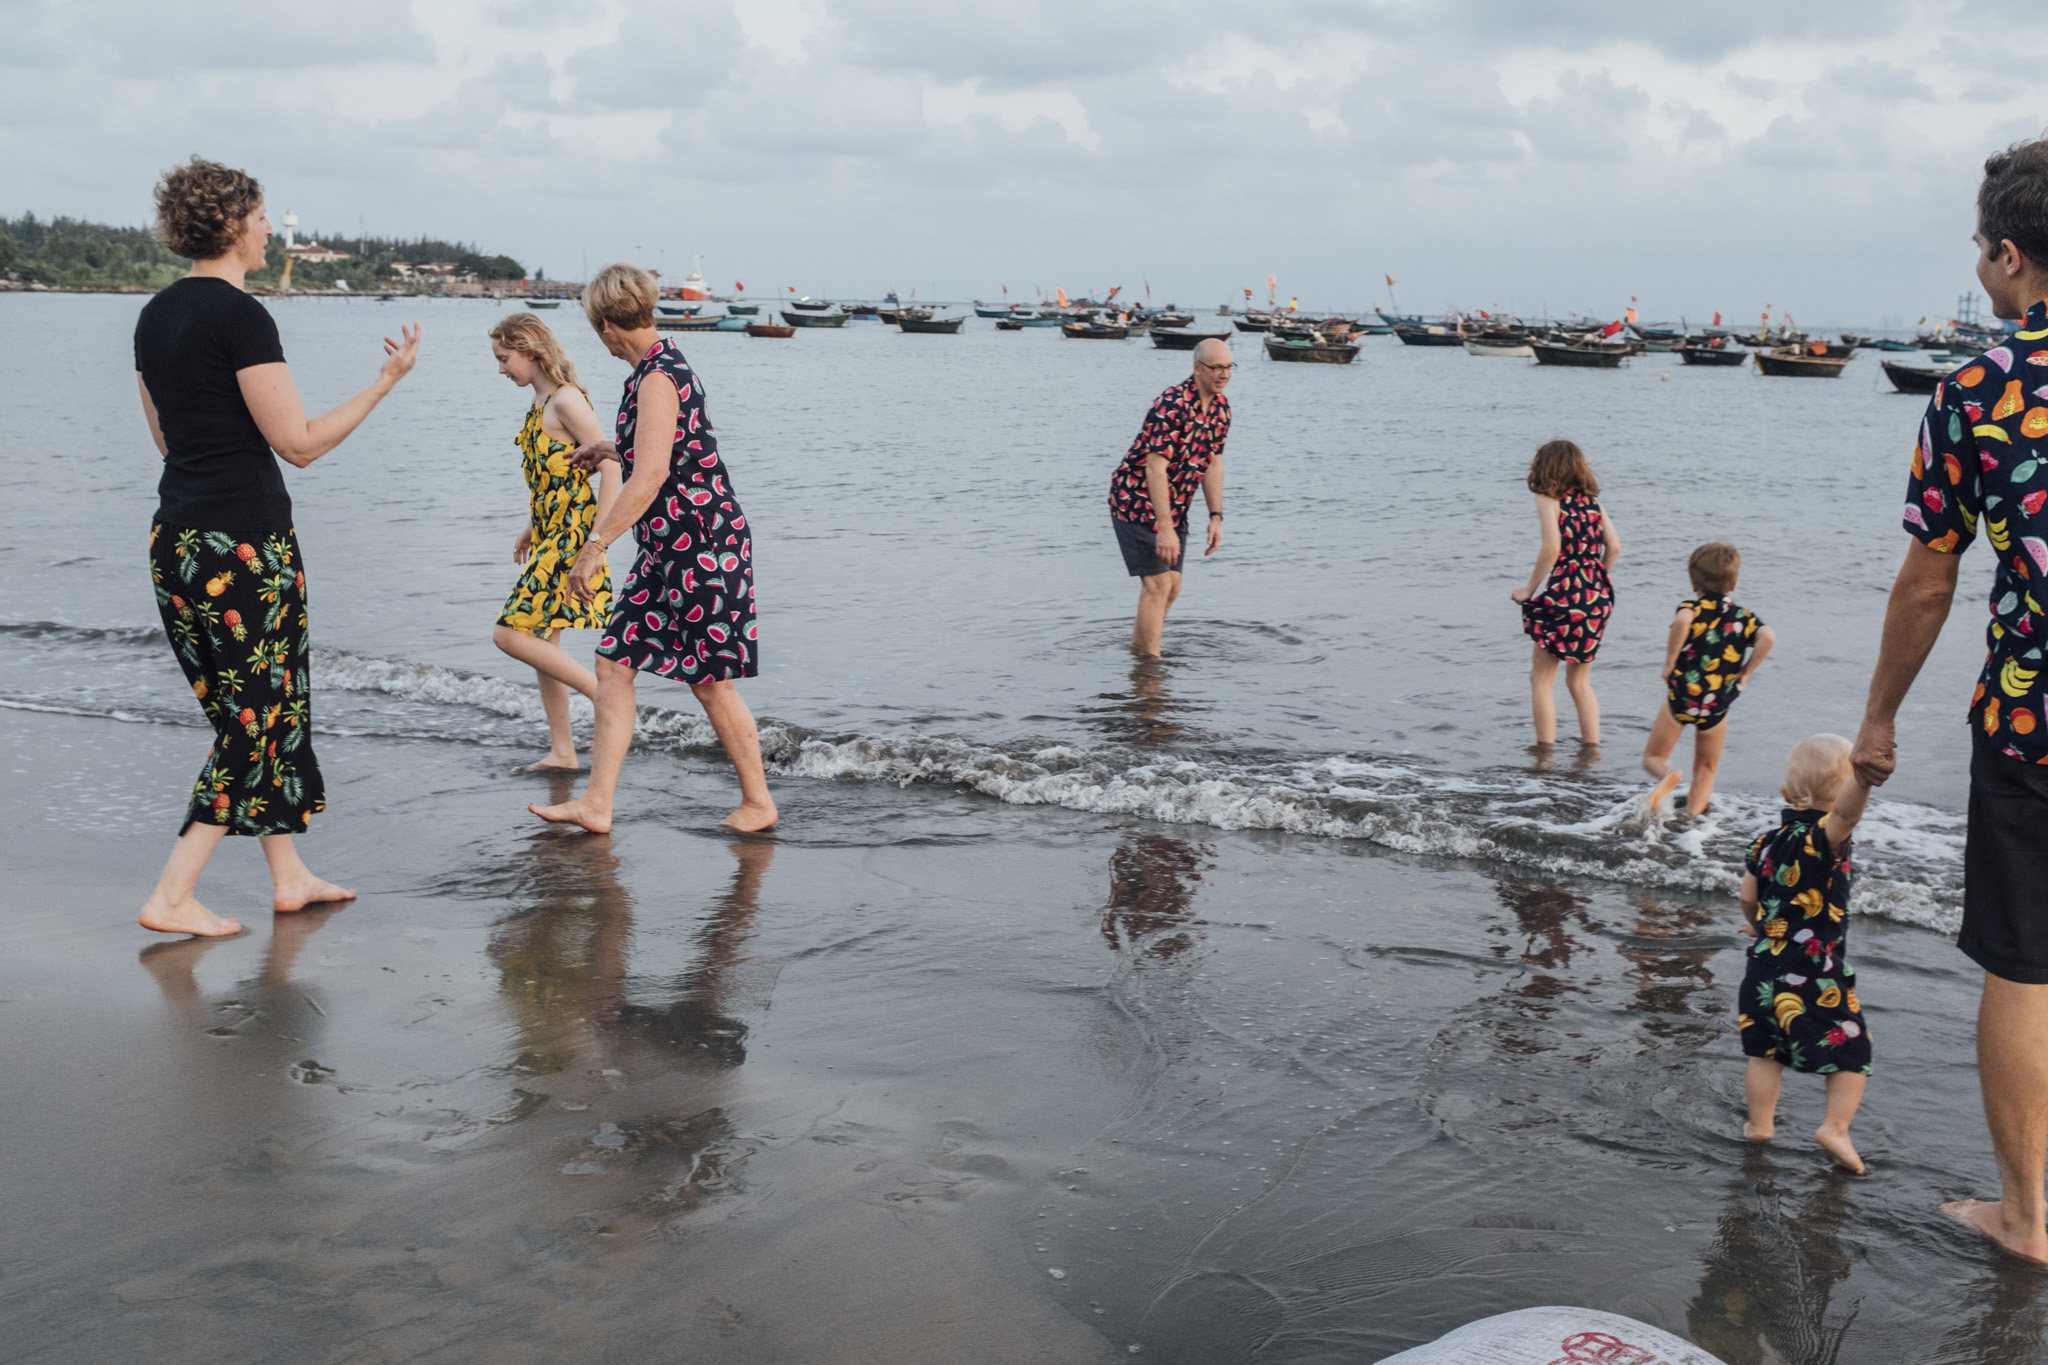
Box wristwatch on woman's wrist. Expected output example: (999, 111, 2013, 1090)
(1208, 511, 1223, 520)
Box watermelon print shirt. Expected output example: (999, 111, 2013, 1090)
(1108, 378, 1231, 531)
(1904, 299, 2048, 761)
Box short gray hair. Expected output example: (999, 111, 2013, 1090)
(1192, 337, 1232, 366)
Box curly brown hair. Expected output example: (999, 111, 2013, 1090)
(153, 157, 263, 261)
(1526, 438, 1599, 499)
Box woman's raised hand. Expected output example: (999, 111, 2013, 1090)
(513, 526, 532, 565)
(379, 323, 422, 385)
(569, 440, 618, 473)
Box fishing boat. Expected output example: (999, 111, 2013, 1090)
(995, 319, 1027, 332)
(529, 301, 561, 310)
(1150, 329, 1231, 351)
(1062, 322, 1129, 340)
(973, 302, 1017, 318)
(746, 321, 795, 338)
(1232, 317, 1273, 333)
(1016, 314, 1062, 327)
(781, 309, 848, 328)
(1463, 338, 1534, 358)
(1755, 343, 1852, 377)
(657, 304, 702, 317)
(787, 298, 834, 311)
(1392, 323, 1465, 347)
(657, 314, 746, 332)
(1264, 334, 1360, 364)
(1839, 333, 1873, 348)
(726, 303, 759, 316)
(1872, 338, 1919, 352)
(1676, 340, 1748, 366)
(1530, 340, 1628, 368)
(1142, 312, 1195, 328)
(1881, 358, 1946, 392)
(898, 314, 965, 334)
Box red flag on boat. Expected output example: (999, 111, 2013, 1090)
(1712, 311, 1721, 326)
(736, 281, 744, 291)
(1244, 289, 1253, 299)
(787, 285, 795, 293)
(1600, 320, 1624, 338)
(1479, 310, 1490, 319)
(1625, 306, 1637, 324)
(1385, 274, 1396, 287)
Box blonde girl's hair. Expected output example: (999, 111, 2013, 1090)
(1526, 438, 1600, 499)
(490, 312, 581, 391)
(583, 262, 658, 331)
(1782, 734, 1851, 808)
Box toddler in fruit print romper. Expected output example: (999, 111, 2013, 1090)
(1642, 542, 1775, 816)
(1737, 734, 1875, 1174)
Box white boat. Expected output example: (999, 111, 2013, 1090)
(1464, 339, 1534, 358)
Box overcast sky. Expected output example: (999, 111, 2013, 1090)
(6, 0, 2044, 321)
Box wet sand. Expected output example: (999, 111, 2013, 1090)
(4, 706, 2046, 1363)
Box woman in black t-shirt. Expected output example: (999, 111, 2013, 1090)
(135, 158, 420, 938)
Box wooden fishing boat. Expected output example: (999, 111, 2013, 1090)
(787, 298, 834, 311)
(528, 301, 561, 310)
(1392, 323, 1465, 347)
(995, 319, 1027, 332)
(726, 303, 759, 316)
(657, 304, 702, 317)
(1872, 338, 1919, 352)
(1881, 359, 1946, 392)
(1016, 314, 1062, 327)
(1755, 343, 1852, 377)
(1264, 335, 1359, 364)
(656, 315, 727, 331)
(781, 309, 848, 328)
(746, 321, 795, 338)
(1463, 338, 1533, 358)
(1062, 322, 1129, 340)
(898, 314, 965, 334)
(1839, 333, 1872, 348)
(1150, 329, 1231, 351)
(1676, 341, 1748, 366)
(973, 303, 1015, 318)
(1142, 312, 1195, 328)
(1232, 316, 1273, 332)
(1530, 340, 1628, 368)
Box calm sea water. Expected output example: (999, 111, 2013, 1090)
(2, 294, 2040, 1363)
(0, 294, 1994, 928)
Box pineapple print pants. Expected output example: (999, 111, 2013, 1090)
(150, 522, 326, 836)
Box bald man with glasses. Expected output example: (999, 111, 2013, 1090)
(1106, 338, 1233, 656)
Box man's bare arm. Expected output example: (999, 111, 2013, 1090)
(1852, 539, 1963, 785)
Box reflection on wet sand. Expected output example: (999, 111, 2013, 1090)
(1686, 1151, 1860, 1365)
(1485, 881, 1595, 1049)
(487, 810, 776, 1212)
(138, 901, 344, 1086)
(1616, 894, 1723, 1048)
(1102, 831, 1210, 963)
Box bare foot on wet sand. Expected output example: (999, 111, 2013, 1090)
(138, 893, 242, 938)
(1743, 1119, 1774, 1142)
(1815, 1123, 1864, 1174)
(1945, 1199, 2048, 1263)
(722, 799, 779, 833)
(530, 798, 612, 834)
(275, 875, 356, 913)
(515, 754, 581, 774)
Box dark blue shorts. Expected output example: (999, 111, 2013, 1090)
(1959, 728, 2048, 984)
(1114, 515, 1191, 578)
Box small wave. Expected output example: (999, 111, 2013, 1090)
(1, 625, 1969, 933)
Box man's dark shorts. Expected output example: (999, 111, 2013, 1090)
(1959, 728, 2048, 984)
(1114, 515, 1193, 578)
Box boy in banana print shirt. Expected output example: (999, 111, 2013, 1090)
(1737, 734, 1875, 1174)
(1644, 541, 1774, 815)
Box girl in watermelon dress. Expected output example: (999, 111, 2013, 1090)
(1510, 439, 1620, 746)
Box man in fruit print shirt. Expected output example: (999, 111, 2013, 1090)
(1854, 137, 2048, 1264)
(1107, 338, 1232, 656)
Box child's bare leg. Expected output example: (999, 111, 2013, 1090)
(139, 823, 240, 937)
(1529, 646, 1560, 745)
(1688, 720, 1729, 816)
(494, 624, 599, 698)
(533, 670, 579, 770)
(1817, 1071, 1867, 1173)
(1642, 709, 1684, 808)
(1744, 1056, 1784, 1140)
(1563, 659, 1600, 745)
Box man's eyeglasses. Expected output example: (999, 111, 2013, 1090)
(1197, 361, 1236, 373)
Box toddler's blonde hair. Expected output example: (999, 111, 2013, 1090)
(489, 312, 581, 391)
(583, 262, 658, 332)
(1782, 734, 1851, 808)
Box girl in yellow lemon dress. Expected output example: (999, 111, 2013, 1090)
(489, 312, 621, 770)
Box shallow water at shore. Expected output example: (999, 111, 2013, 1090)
(0, 295, 2035, 1361)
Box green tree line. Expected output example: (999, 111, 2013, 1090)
(1, 213, 529, 290)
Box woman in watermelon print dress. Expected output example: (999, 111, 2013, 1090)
(530, 263, 776, 834)
(1510, 439, 1620, 746)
